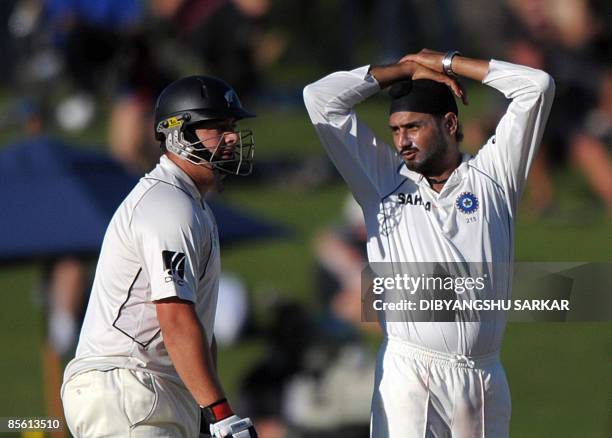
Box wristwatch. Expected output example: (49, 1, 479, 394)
(442, 51, 461, 76)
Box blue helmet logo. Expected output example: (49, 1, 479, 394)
(456, 192, 479, 214)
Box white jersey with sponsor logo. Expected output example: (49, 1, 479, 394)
(304, 60, 554, 356)
(63, 154, 220, 387)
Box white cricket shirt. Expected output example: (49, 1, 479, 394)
(63, 154, 221, 386)
(304, 60, 554, 356)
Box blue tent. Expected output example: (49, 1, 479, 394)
(0, 138, 287, 263)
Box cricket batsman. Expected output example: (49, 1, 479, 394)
(61, 76, 258, 437)
(304, 49, 554, 437)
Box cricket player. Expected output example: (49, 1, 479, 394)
(62, 76, 258, 437)
(304, 49, 554, 437)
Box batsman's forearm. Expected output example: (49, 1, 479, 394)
(158, 303, 225, 406)
(450, 56, 490, 82)
(211, 335, 218, 370)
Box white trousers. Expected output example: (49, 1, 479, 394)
(62, 368, 200, 437)
(370, 338, 511, 438)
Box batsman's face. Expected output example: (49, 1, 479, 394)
(389, 111, 449, 174)
(194, 118, 239, 160)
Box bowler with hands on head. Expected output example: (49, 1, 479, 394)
(304, 49, 554, 437)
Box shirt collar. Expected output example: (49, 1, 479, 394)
(398, 152, 472, 188)
(147, 155, 202, 200)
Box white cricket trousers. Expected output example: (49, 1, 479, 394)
(62, 368, 200, 437)
(370, 338, 511, 438)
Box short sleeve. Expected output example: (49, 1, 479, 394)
(130, 186, 203, 303)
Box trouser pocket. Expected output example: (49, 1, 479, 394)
(62, 372, 96, 437)
(122, 369, 158, 427)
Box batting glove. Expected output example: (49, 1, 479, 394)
(201, 399, 258, 438)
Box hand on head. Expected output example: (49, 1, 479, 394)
(400, 49, 468, 105)
(399, 49, 446, 72)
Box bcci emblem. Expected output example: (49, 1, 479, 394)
(455, 192, 479, 214)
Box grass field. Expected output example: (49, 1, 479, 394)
(0, 94, 610, 437)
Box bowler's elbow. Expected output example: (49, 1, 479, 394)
(534, 70, 556, 101)
(302, 83, 318, 112)
(303, 82, 326, 121)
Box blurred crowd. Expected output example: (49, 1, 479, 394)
(500, 0, 612, 216)
(2, 0, 609, 207)
(0, 1, 610, 437)
(4, 0, 274, 172)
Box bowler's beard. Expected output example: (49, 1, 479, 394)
(403, 127, 450, 177)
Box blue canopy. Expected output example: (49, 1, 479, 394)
(0, 138, 287, 263)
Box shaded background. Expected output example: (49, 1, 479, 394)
(0, 0, 610, 437)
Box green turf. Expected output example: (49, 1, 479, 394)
(0, 266, 45, 417)
(502, 323, 612, 437)
(0, 97, 610, 437)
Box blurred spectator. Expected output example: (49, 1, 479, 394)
(42, 0, 145, 130)
(50, 0, 167, 171)
(237, 195, 378, 437)
(213, 273, 250, 346)
(17, 93, 92, 360)
(294, 196, 374, 433)
(42, 257, 89, 357)
(42, 0, 144, 87)
(238, 297, 374, 438)
(0, 0, 20, 83)
(281, 194, 376, 437)
(7, 0, 62, 127)
(313, 194, 367, 333)
(274, 0, 462, 69)
(571, 67, 612, 216)
(283, 343, 374, 437)
(150, 0, 270, 99)
(239, 298, 314, 437)
(39, 256, 90, 437)
(377, 0, 463, 63)
(6, 0, 166, 171)
(502, 0, 612, 216)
